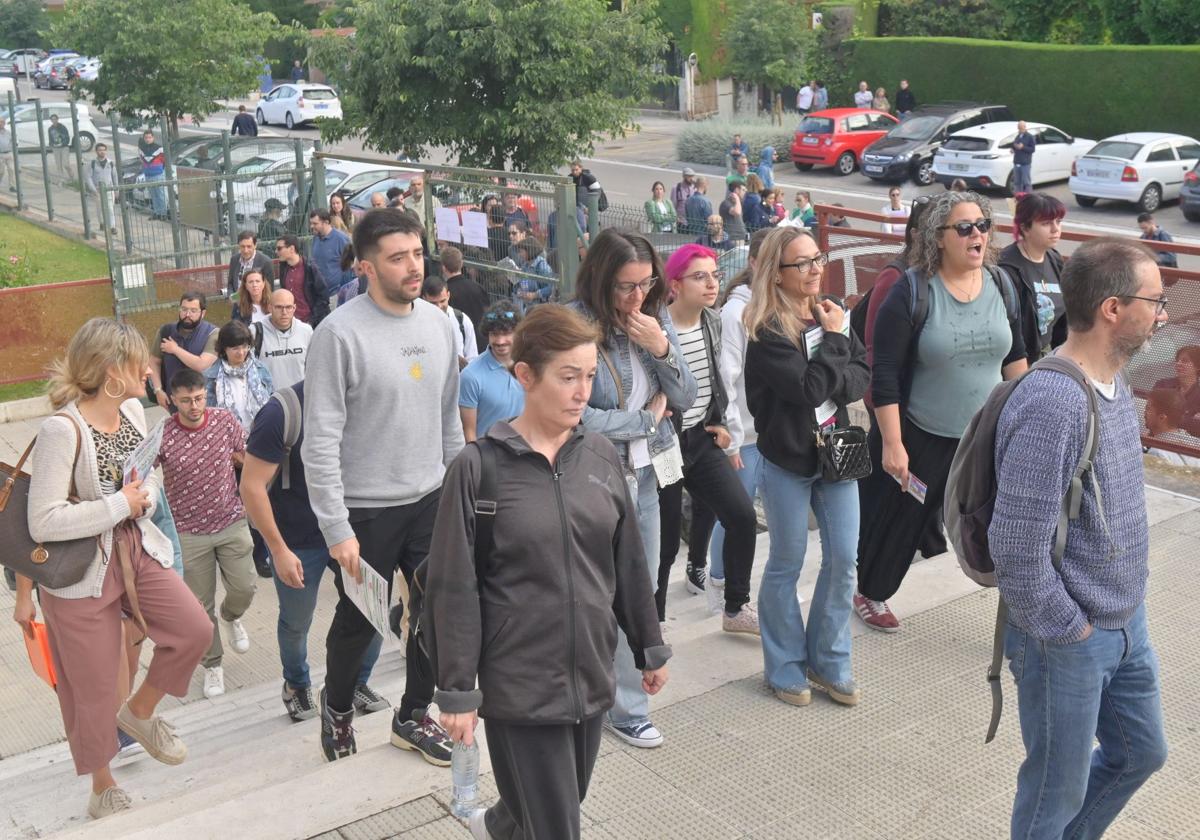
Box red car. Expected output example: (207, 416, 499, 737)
(791, 108, 899, 175)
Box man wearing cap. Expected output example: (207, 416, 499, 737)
(672, 167, 697, 228)
(257, 199, 288, 257)
(458, 302, 524, 441)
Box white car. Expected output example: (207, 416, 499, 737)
(1069, 132, 1200, 213)
(932, 121, 1093, 194)
(224, 155, 401, 225)
(255, 84, 342, 129)
(9, 101, 99, 152)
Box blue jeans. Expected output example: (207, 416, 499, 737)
(1006, 604, 1167, 839)
(275, 546, 381, 689)
(1012, 163, 1033, 195)
(758, 459, 859, 690)
(709, 442, 763, 581)
(609, 465, 660, 727)
(145, 171, 167, 215)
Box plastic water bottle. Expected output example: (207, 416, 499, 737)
(450, 741, 480, 818)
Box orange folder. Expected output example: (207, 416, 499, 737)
(23, 621, 57, 689)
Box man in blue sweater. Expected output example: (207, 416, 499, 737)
(990, 237, 1169, 839)
(308, 209, 351, 295)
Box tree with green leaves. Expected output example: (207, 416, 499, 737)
(51, 0, 283, 137)
(307, 0, 668, 173)
(0, 0, 50, 50)
(723, 0, 815, 96)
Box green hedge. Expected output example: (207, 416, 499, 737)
(657, 0, 731, 79)
(846, 37, 1200, 142)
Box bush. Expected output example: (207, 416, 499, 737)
(677, 117, 795, 168)
(846, 37, 1200, 142)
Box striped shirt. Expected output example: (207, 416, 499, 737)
(678, 323, 713, 430)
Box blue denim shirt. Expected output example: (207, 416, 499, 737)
(569, 301, 697, 472)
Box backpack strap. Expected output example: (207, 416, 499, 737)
(252, 321, 264, 356)
(906, 266, 929, 335)
(986, 265, 1021, 327)
(273, 386, 302, 491)
(471, 439, 499, 573)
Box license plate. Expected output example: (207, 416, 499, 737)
(315, 103, 329, 109)
(1084, 169, 1108, 179)
(864, 165, 883, 174)
(947, 163, 968, 172)
(803, 137, 818, 145)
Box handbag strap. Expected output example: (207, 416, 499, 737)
(0, 412, 82, 511)
(598, 346, 626, 410)
(112, 523, 150, 645)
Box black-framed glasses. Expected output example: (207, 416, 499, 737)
(1123, 294, 1169, 315)
(615, 277, 658, 296)
(780, 253, 829, 274)
(937, 219, 993, 237)
(484, 309, 519, 324)
(680, 270, 726, 286)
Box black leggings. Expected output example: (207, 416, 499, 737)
(656, 424, 757, 617)
(856, 417, 958, 602)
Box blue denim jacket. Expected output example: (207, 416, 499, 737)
(569, 301, 698, 472)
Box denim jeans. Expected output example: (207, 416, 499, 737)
(145, 171, 167, 215)
(609, 465, 660, 727)
(1012, 162, 1033, 195)
(1006, 604, 1167, 839)
(276, 546, 381, 690)
(758, 459, 860, 690)
(709, 442, 763, 581)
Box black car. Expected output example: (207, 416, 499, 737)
(860, 102, 1016, 186)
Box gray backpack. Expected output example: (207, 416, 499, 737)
(270, 386, 303, 490)
(943, 354, 1101, 743)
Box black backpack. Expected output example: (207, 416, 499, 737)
(849, 257, 906, 344)
(404, 439, 499, 675)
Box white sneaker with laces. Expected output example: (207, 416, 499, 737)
(222, 617, 251, 653)
(722, 603, 761, 636)
(87, 786, 133, 819)
(204, 666, 225, 698)
(706, 576, 726, 615)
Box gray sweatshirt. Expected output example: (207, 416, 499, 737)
(257, 316, 312, 390)
(302, 294, 465, 547)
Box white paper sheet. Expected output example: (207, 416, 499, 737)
(341, 558, 401, 651)
(461, 210, 490, 249)
(123, 418, 165, 485)
(803, 326, 838, 428)
(434, 207, 462, 244)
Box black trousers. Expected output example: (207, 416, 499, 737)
(324, 489, 440, 714)
(657, 423, 757, 617)
(483, 714, 603, 840)
(856, 418, 958, 602)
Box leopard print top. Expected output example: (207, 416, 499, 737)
(90, 414, 143, 495)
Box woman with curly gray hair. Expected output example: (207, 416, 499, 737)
(853, 191, 1028, 632)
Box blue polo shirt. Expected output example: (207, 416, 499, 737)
(459, 348, 525, 437)
(309, 228, 350, 293)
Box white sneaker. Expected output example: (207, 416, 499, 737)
(222, 618, 251, 653)
(706, 576, 726, 615)
(468, 807, 490, 839)
(203, 666, 225, 698)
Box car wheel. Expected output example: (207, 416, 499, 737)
(914, 159, 934, 186)
(794, 162, 813, 171)
(1137, 184, 1162, 214)
(1075, 195, 1097, 208)
(1184, 209, 1200, 223)
(77, 132, 94, 152)
(835, 151, 856, 176)
(256, 108, 267, 126)
(285, 112, 295, 130)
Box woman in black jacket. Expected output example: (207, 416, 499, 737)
(998, 192, 1068, 366)
(743, 227, 869, 708)
(429, 305, 668, 840)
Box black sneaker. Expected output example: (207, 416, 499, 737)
(353, 683, 390, 715)
(254, 556, 273, 579)
(685, 562, 706, 595)
(282, 682, 318, 721)
(319, 687, 356, 761)
(390, 710, 452, 766)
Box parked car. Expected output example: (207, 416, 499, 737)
(932, 121, 1094, 194)
(790, 108, 898, 175)
(255, 84, 343, 129)
(1069, 132, 1200, 214)
(860, 102, 1016, 186)
(34, 53, 79, 89)
(8, 101, 98, 151)
(1180, 161, 1200, 223)
(3, 48, 46, 76)
(120, 136, 318, 189)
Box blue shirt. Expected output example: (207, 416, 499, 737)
(1013, 131, 1036, 165)
(309, 228, 351, 295)
(459, 349, 525, 438)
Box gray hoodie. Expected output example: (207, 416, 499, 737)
(719, 283, 757, 451)
(256, 316, 312, 390)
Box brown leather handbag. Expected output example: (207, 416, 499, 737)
(0, 414, 100, 589)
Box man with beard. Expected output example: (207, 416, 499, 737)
(150, 292, 219, 412)
(990, 237, 1169, 838)
(254, 289, 312, 390)
(302, 209, 463, 765)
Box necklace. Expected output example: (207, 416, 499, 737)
(943, 269, 981, 303)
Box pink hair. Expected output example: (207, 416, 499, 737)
(664, 243, 718, 286)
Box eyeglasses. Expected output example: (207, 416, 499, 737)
(680, 270, 725, 286)
(179, 307, 202, 316)
(174, 395, 206, 406)
(780, 253, 830, 274)
(1123, 294, 1169, 315)
(937, 219, 993, 237)
(272, 304, 296, 312)
(484, 310, 519, 323)
(615, 277, 658, 296)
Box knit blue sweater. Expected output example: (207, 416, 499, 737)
(989, 368, 1148, 643)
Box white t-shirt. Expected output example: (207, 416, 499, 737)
(854, 90, 874, 109)
(881, 203, 910, 235)
(627, 350, 653, 469)
(251, 306, 270, 325)
(444, 307, 479, 363)
(797, 86, 814, 110)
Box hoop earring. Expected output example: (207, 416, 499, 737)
(103, 378, 127, 399)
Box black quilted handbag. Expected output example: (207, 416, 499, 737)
(815, 425, 872, 483)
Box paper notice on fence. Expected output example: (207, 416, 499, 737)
(434, 207, 462, 244)
(342, 559, 400, 650)
(123, 418, 165, 485)
(802, 326, 838, 428)
(461, 210, 490, 249)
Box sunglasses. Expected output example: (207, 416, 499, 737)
(937, 219, 993, 237)
(484, 310, 519, 323)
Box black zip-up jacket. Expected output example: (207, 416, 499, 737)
(278, 257, 331, 327)
(745, 314, 869, 477)
(427, 422, 669, 723)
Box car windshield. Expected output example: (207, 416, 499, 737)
(302, 88, 337, 100)
(798, 117, 833, 135)
(942, 137, 992, 152)
(888, 115, 944, 140)
(1086, 141, 1143, 160)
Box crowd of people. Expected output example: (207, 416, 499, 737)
(9, 185, 1177, 838)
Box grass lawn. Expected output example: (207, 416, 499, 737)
(0, 214, 109, 287)
(0, 379, 48, 403)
